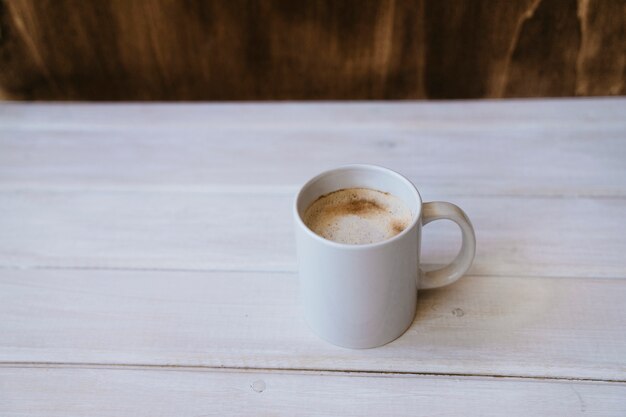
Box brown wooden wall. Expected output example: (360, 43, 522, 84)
(0, 0, 624, 100)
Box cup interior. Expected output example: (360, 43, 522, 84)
(296, 165, 422, 226)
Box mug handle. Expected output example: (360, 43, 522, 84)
(419, 202, 476, 289)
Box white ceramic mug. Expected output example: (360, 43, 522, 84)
(294, 165, 476, 348)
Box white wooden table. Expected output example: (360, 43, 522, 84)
(1, 99, 625, 416)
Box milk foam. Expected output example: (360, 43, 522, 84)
(303, 188, 412, 245)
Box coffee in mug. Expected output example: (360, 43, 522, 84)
(302, 188, 412, 245)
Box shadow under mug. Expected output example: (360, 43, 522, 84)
(294, 164, 476, 348)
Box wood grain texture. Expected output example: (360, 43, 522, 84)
(1, 100, 625, 198)
(424, 0, 541, 98)
(1, 270, 626, 381)
(576, 0, 626, 95)
(0, 0, 623, 100)
(1, 367, 626, 417)
(504, 0, 582, 97)
(2, 99, 625, 414)
(1, 190, 626, 278)
(0, 101, 625, 277)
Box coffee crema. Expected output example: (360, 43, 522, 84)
(303, 188, 412, 245)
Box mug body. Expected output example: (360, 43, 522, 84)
(294, 165, 423, 348)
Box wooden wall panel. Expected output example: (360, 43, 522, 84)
(0, 0, 623, 100)
(576, 0, 626, 95)
(423, 1, 541, 98)
(504, 0, 581, 97)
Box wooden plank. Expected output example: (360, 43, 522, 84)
(2, 127, 624, 198)
(1, 270, 625, 381)
(1, 101, 625, 198)
(1, 190, 625, 278)
(1, 367, 625, 417)
(2, 100, 625, 130)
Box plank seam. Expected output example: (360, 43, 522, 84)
(1, 362, 624, 384)
(1, 264, 625, 281)
(2, 185, 626, 199)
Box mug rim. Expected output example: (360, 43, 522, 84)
(293, 164, 423, 250)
